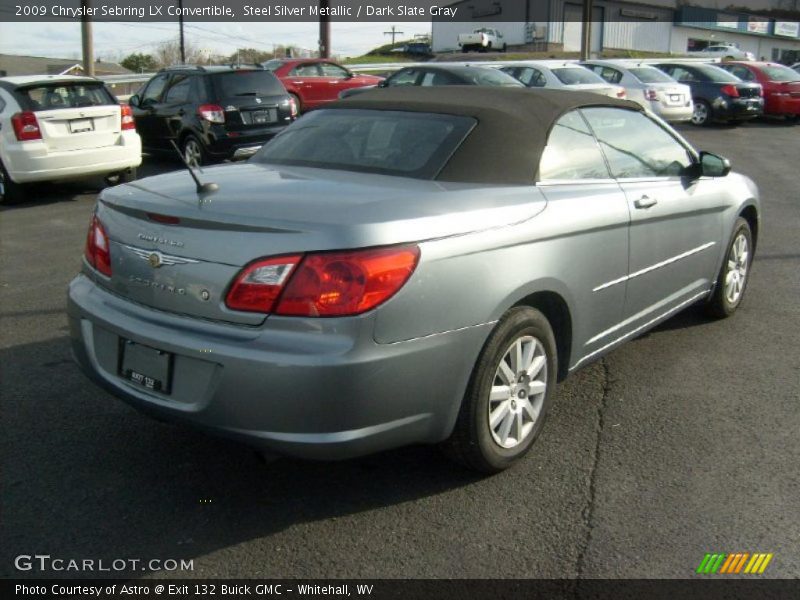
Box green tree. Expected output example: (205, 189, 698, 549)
(228, 48, 272, 64)
(120, 53, 158, 73)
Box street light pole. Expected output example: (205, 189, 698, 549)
(81, 0, 94, 77)
(178, 0, 186, 63)
(580, 0, 594, 61)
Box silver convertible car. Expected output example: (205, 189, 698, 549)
(68, 87, 759, 472)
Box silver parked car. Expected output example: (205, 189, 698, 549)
(68, 87, 760, 473)
(581, 60, 694, 122)
(499, 61, 627, 99)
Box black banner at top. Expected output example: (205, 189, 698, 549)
(1, 0, 799, 23)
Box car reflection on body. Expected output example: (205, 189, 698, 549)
(68, 87, 760, 473)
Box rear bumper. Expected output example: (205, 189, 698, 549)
(651, 103, 694, 122)
(5, 132, 142, 183)
(205, 123, 289, 159)
(764, 95, 800, 116)
(712, 97, 764, 120)
(67, 274, 491, 460)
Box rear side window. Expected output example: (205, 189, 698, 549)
(539, 110, 610, 181)
(253, 109, 476, 179)
(583, 107, 693, 179)
(17, 83, 115, 111)
(213, 71, 286, 97)
(553, 67, 604, 85)
(628, 67, 674, 83)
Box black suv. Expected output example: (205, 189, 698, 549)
(129, 65, 296, 165)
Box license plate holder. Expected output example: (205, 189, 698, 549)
(251, 109, 277, 124)
(120, 340, 173, 394)
(69, 118, 94, 133)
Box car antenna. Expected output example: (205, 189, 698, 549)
(169, 140, 219, 197)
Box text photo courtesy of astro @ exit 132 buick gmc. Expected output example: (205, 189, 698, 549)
(1, 1, 799, 599)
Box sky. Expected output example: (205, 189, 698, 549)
(0, 21, 432, 61)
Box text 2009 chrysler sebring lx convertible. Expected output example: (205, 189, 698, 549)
(68, 87, 760, 472)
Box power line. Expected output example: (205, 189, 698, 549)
(383, 25, 404, 46)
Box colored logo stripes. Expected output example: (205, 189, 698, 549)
(696, 552, 774, 574)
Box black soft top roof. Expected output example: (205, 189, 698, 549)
(333, 86, 642, 184)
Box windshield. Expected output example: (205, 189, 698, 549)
(761, 65, 800, 82)
(629, 67, 675, 83)
(213, 71, 286, 96)
(18, 82, 115, 111)
(696, 65, 741, 83)
(552, 68, 603, 85)
(253, 109, 476, 179)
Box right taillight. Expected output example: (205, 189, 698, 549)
(288, 96, 298, 118)
(84, 215, 112, 277)
(11, 111, 42, 141)
(198, 104, 225, 124)
(225, 245, 420, 317)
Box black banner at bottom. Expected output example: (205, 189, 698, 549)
(4, 579, 800, 600)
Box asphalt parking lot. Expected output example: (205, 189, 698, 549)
(1, 119, 798, 580)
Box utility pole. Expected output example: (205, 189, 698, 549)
(178, 0, 186, 63)
(580, 0, 594, 61)
(319, 0, 330, 58)
(80, 0, 94, 77)
(384, 25, 404, 46)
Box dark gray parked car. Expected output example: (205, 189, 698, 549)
(69, 87, 760, 472)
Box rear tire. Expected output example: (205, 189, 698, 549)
(0, 160, 25, 204)
(706, 217, 753, 318)
(691, 99, 712, 126)
(443, 307, 557, 473)
(181, 134, 208, 167)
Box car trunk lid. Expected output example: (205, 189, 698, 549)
(94, 163, 546, 324)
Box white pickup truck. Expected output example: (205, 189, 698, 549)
(457, 28, 507, 53)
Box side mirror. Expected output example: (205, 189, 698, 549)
(377, 80, 389, 88)
(344, 71, 354, 79)
(699, 151, 731, 177)
(128, 94, 140, 107)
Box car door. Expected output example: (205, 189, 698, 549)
(582, 107, 725, 330)
(131, 73, 170, 149)
(158, 74, 194, 147)
(286, 62, 323, 108)
(535, 110, 631, 365)
(318, 62, 359, 99)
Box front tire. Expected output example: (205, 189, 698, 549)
(706, 217, 753, 318)
(443, 307, 557, 473)
(0, 160, 26, 204)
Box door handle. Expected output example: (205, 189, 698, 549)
(634, 195, 658, 209)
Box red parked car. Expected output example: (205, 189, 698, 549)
(263, 58, 384, 112)
(719, 61, 800, 120)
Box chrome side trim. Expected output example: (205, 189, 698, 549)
(124, 245, 200, 266)
(593, 241, 716, 292)
(570, 289, 709, 371)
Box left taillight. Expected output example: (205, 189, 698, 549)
(616, 88, 627, 99)
(120, 104, 136, 130)
(224, 245, 420, 317)
(644, 88, 658, 101)
(84, 215, 112, 277)
(198, 104, 225, 124)
(721, 84, 740, 98)
(11, 111, 42, 141)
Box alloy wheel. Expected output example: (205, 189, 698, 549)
(488, 335, 547, 449)
(725, 233, 749, 305)
(692, 102, 709, 125)
(183, 139, 202, 167)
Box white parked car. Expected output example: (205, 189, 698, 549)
(792, 62, 800, 74)
(689, 44, 755, 61)
(582, 60, 694, 122)
(0, 75, 141, 203)
(499, 61, 627, 99)
(457, 28, 506, 53)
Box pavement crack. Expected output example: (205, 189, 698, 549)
(575, 357, 612, 584)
